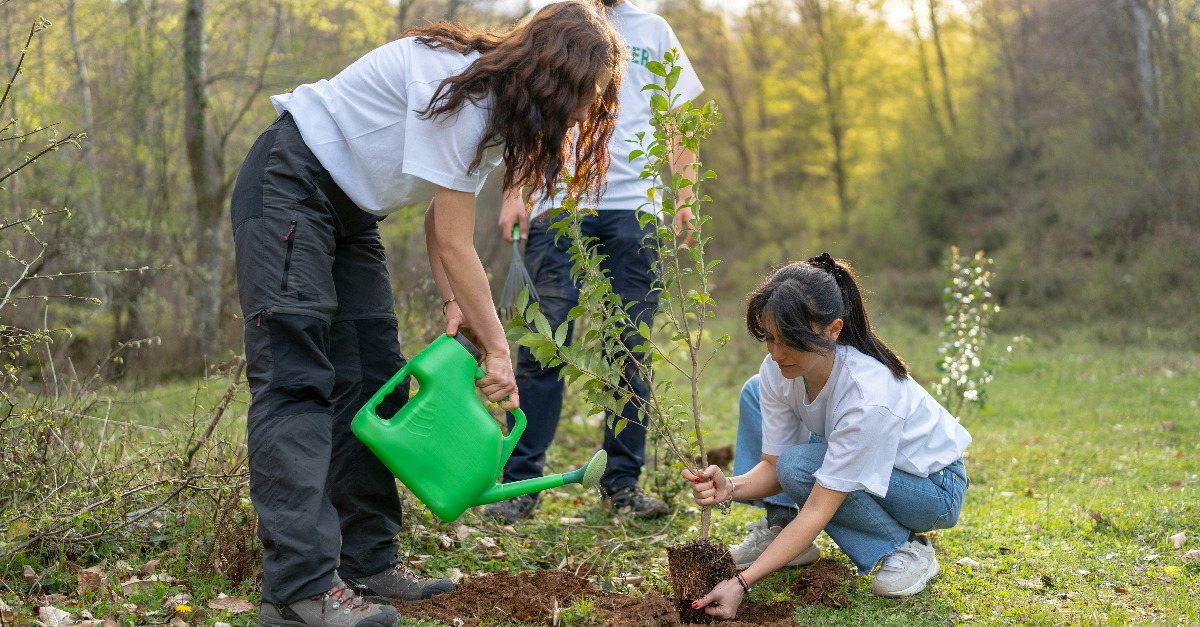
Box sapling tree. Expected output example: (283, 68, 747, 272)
(506, 49, 725, 536)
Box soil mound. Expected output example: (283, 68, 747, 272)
(789, 558, 854, 608)
(393, 569, 801, 626)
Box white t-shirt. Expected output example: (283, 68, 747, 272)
(271, 38, 503, 216)
(533, 1, 704, 216)
(759, 345, 972, 498)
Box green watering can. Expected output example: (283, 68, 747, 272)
(352, 333, 607, 523)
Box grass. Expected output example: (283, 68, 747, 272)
(2, 316, 1198, 626)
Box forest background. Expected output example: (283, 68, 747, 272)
(3, 0, 1199, 380)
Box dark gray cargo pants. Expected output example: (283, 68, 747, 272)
(230, 112, 409, 605)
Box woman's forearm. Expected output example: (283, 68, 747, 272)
(427, 186, 508, 355)
(726, 458, 784, 502)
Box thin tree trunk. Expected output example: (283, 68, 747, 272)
(396, 0, 413, 34)
(801, 0, 850, 231)
(66, 0, 101, 217)
(1129, 0, 1162, 158)
(928, 0, 957, 133)
(184, 0, 226, 363)
(911, 0, 948, 147)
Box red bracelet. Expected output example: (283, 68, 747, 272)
(736, 571, 751, 592)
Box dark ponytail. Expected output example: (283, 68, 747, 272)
(746, 254, 908, 379)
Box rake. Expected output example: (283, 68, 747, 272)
(497, 224, 540, 321)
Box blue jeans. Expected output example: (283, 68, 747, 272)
(736, 374, 969, 573)
(502, 210, 659, 493)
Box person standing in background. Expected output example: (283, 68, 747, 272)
(485, 0, 704, 523)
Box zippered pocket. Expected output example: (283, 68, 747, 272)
(281, 220, 297, 291)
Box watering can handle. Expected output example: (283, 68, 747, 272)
(458, 333, 527, 464)
(360, 360, 413, 422)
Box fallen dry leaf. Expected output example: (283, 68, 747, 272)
(138, 559, 160, 576)
(77, 565, 105, 595)
(1172, 450, 1183, 458)
(1171, 532, 1187, 548)
(121, 578, 155, 594)
(39, 605, 75, 627)
(207, 596, 255, 613)
(613, 575, 644, 586)
(453, 525, 477, 541)
(1183, 549, 1200, 563)
(956, 557, 982, 569)
(559, 517, 586, 524)
(215, 623, 232, 627)
(0, 599, 14, 623)
(1089, 511, 1112, 525)
(1114, 586, 1129, 594)
(447, 568, 466, 585)
(165, 593, 194, 608)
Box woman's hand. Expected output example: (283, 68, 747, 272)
(442, 300, 477, 344)
(478, 349, 519, 412)
(693, 577, 744, 620)
(681, 465, 732, 507)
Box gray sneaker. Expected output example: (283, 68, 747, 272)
(604, 484, 669, 519)
(870, 535, 940, 597)
(344, 562, 455, 604)
(729, 516, 821, 570)
(481, 492, 539, 524)
(258, 578, 399, 627)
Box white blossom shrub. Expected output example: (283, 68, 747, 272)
(934, 246, 1026, 415)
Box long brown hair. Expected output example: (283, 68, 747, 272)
(405, 1, 624, 204)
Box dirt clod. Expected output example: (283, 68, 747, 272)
(667, 538, 736, 623)
(393, 569, 800, 626)
(789, 558, 854, 608)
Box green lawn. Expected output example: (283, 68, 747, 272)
(3, 319, 1198, 626)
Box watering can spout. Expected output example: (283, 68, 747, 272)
(475, 450, 608, 507)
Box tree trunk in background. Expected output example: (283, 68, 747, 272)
(801, 0, 850, 232)
(928, 0, 957, 133)
(396, 0, 413, 34)
(1128, 0, 1162, 158)
(184, 0, 226, 364)
(66, 0, 101, 219)
(911, 0, 949, 148)
(446, 0, 464, 20)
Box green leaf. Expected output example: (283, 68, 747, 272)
(533, 310, 553, 339)
(665, 66, 681, 91)
(614, 418, 629, 436)
(646, 60, 667, 77)
(554, 321, 569, 347)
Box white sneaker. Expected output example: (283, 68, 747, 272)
(729, 516, 821, 570)
(870, 535, 940, 597)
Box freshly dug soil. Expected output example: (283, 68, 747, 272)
(788, 558, 855, 608)
(665, 538, 736, 623)
(392, 569, 800, 626)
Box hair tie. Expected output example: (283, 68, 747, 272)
(807, 252, 840, 277)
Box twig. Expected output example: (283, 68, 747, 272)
(183, 356, 247, 468)
(0, 248, 45, 312)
